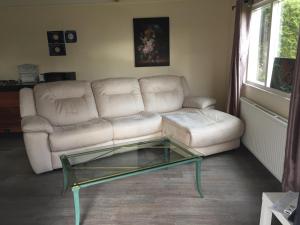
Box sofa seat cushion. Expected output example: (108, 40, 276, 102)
(162, 107, 202, 115)
(183, 96, 216, 109)
(49, 119, 113, 152)
(162, 109, 244, 148)
(108, 112, 162, 140)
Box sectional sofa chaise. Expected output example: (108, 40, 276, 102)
(20, 75, 244, 174)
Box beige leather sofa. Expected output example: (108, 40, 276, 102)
(20, 75, 244, 174)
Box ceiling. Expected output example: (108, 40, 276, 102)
(0, 0, 181, 7)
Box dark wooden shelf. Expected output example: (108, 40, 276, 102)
(0, 89, 27, 133)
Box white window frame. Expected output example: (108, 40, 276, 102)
(245, 0, 292, 99)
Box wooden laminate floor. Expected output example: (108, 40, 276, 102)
(0, 134, 281, 225)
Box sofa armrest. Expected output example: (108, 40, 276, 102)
(20, 88, 36, 118)
(183, 96, 216, 109)
(21, 116, 53, 133)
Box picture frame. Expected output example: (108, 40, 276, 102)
(133, 17, 170, 67)
(65, 30, 77, 43)
(48, 43, 66, 56)
(47, 31, 65, 44)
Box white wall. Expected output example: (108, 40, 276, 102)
(0, 0, 234, 109)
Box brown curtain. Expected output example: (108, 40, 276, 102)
(226, 0, 252, 117)
(282, 33, 300, 192)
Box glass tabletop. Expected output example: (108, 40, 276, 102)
(60, 137, 201, 189)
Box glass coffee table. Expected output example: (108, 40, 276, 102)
(60, 137, 203, 225)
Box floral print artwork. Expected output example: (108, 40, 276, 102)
(134, 17, 170, 67)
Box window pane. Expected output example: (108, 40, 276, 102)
(268, 0, 300, 93)
(278, 0, 300, 59)
(247, 4, 272, 85)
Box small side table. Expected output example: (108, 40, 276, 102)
(260, 192, 293, 225)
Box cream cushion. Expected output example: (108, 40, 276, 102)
(162, 107, 202, 115)
(180, 76, 191, 97)
(183, 96, 216, 109)
(162, 109, 244, 148)
(92, 78, 144, 118)
(19, 88, 36, 117)
(49, 119, 113, 152)
(193, 139, 241, 156)
(34, 81, 98, 126)
(21, 116, 53, 133)
(113, 132, 162, 145)
(23, 132, 53, 174)
(108, 112, 162, 140)
(51, 141, 114, 169)
(139, 75, 184, 113)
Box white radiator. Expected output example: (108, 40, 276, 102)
(240, 97, 288, 182)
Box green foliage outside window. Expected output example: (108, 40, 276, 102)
(256, 0, 300, 83)
(279, 0, 300, 59)
(257, 5, 272, 82)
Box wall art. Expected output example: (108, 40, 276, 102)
(133, 17, 170, 67)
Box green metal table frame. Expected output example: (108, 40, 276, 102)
(61, 142, 203, 225)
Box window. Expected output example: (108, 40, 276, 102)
(247, 0, 300, 94)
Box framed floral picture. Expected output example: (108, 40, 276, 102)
(133, 17, 170, 67)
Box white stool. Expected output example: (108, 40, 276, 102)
(260, 192, 293, 225)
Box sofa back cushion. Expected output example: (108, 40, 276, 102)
(92, 78, 144, 118)
(139, 75, 185, 113)
(34, 81, 98, 126)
